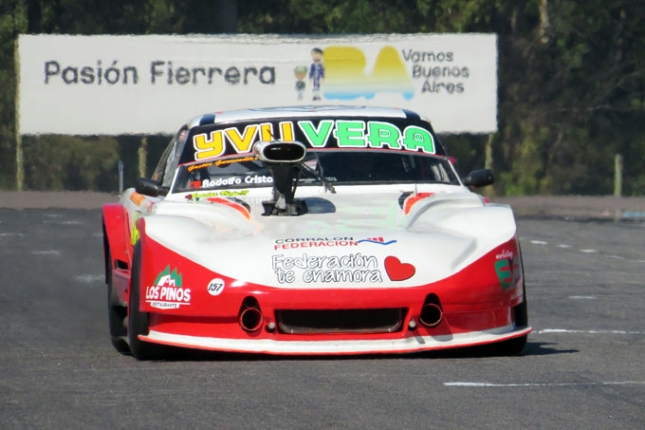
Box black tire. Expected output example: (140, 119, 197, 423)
(128, 242, 167, 360)
(496, 246, 530, 356)
(491, 280, 529, 356)
(496, 334, 528, 356)
(514, 281, 529, 328)
(106, 248, 129, 353)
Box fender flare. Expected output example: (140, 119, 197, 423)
(102, 203, 130, 282)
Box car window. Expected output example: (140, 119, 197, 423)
(151, 140, 174, 183)
(171, 150, 458, 193)
(152, 128, 188, 187)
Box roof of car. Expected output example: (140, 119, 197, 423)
(187, 105, 426, 128)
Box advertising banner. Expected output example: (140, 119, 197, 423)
(18, 34, 497, 135)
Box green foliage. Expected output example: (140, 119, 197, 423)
(0, 2, 27, 189)
(22, 136, 119, 191)
(497, 123, 546, 196)
(438, 134, 485, 177)
(0, 0, 643, 194)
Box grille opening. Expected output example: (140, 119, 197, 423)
(276, 308, 406, 334)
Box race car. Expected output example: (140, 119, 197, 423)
(102, 105, 530, 360)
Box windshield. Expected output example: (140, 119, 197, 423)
(171, 150, 459, 193)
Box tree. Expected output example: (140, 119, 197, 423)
(0, 0, 643, 194)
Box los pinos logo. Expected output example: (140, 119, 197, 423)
(145, 265, 191, 309)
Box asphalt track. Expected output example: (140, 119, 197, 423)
(1, 206, 644, 429)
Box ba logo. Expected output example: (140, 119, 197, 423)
(324, 46, 414, 101)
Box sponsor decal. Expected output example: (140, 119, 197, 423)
(494, 252, 520, 290)
(215, 155, 258, 166)
(145, 265, 191, 309)
(274, 236, 358, 251)
(402, 192, 435, 214)
(187, 162, 213, 172)
(384, 256, 416, 281)
(201, 175, 272, 188)
(129, 191, 145, 206)
(206, 197, 251, 219)
(186, 190, 250, 200)
(193, 119, 435, 160)
(273, 236, 396, 250)
(207, 278, 225, 296)
(357, 237, 397, 246)
(272, 252, 383, 284)
(130, 211, 141, 245)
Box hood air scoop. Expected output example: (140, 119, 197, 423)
(254, 140, 308, 216)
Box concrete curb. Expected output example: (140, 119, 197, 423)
(491, 196, 645, 220)
(0, 191, 116, 209)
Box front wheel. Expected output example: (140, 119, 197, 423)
(491, 280, 529, 356)
(106, 248, 129, 353)
(128, 243, 167, 360)
(493, 334, 528, 356)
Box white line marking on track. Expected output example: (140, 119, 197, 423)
(568, 295, 597, 300)
(444, 381, 645, 387)
(75, 274, 104, 284)
(0, 232, 24, 237)
(536, 329, 644, 335)
(32, 250, 61, 255)
(525, 237, 639, 262)
(43, 220, 82, 225)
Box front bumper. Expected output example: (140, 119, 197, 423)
(141, 324, 531, 355)
(136, 232, 530, 355)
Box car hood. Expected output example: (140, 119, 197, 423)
(144, 189, 516, 288)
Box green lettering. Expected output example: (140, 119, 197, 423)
(402, 126, 435, 153)
(298, 120, 334, 147)
(495, 259, 512, 289)
(333, 120, 366, 147)
(367, 121, 402, 149)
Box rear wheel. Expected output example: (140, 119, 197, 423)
(128, 243, 167, 360)
(106, 248, 129, 353)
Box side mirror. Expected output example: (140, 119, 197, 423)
(462, 169, 494, 188)
(135, 178, 164, 197)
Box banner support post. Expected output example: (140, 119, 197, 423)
(138, 137, 148, 179)
(483, 133, 495, 197)
(15, 37, 24, 191)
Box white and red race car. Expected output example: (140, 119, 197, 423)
(102, 106, 530, 360)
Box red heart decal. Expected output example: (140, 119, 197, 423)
(384, 256, 416, 281)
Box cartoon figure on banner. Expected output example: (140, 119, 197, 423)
(294, 65, 307, 100)
(309, 47, 325, 101)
